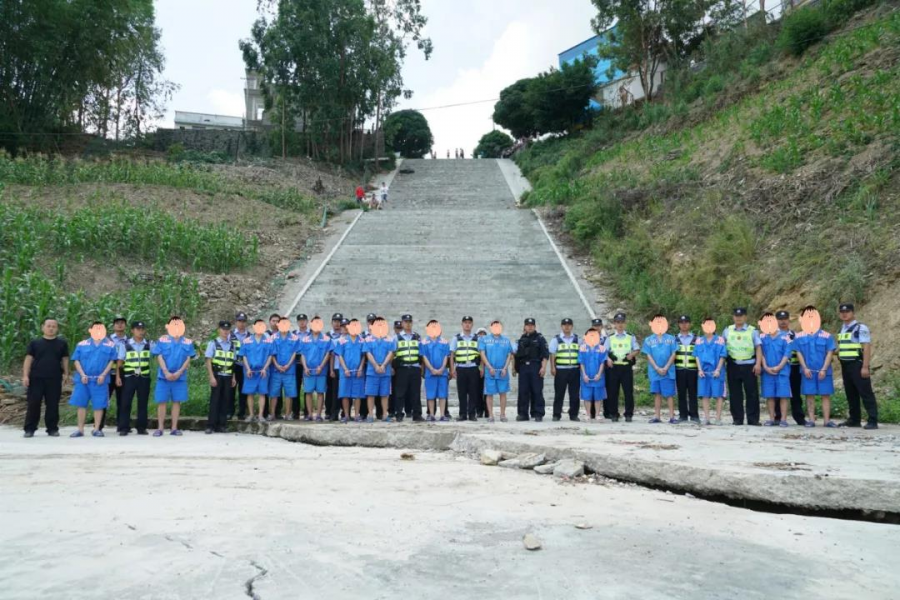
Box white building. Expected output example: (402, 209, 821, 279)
(173, 111, 244, 131)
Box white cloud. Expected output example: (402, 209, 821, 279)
(207, 89, 246, 118)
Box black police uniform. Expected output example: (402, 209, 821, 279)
(118, 333, 152, 434)
(453, 329, 481, 420)
(207, 332, 236, 433)
(394, 322, 423, 421)
(515, 325, 549, 420)
(552, 331, 581, 421)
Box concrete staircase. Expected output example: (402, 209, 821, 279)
(298, 158, 593, 400)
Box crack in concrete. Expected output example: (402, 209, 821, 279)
(164, 534, 193, 550)
(244, 560, 268, 599)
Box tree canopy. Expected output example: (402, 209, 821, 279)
(474, 130, 513, 159)
(384, 109, 432, 158)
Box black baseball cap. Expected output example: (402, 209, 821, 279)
(366, 313, 377, 322)
(131, 321, 146, 329)
(218, 320, 232, 329)
(112, 315, 127, 324)
(591, 318, 603, 327)
(401, 314, 413, 322)
(524, 317, 536, 325)
(839, 303, 854, 312)
(235, 312, 248, 321)
(561, 318, 573, 325)
(461, 315, 474, 322)
(678, 315, 691, 323)
(613, 313, 626, 322)
(775, 310, 790, 320)
(340, 318, 350, 326)
(296, 313, 308, 321)
(733, 307, 747, 316)
(393, 320, 403, 328)
(331, 312, 343, 321)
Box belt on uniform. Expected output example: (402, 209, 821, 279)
(456, 363, 478, 368)
(555, 365, 578, 369)
(214, 372, 232, 377)
(123, 373, 151, 378)
(399, 364, 420, 368)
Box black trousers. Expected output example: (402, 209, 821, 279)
(456, 367, 481, 417)
(101, 378, 123, 431)
(727, 362, 760, 425)
(676, 369, 699, 420)
(119, 375, 150, 432)
(208, 374, 233, 431)
(325, 371, 340, 419)
(517, 362, 545, 419)
(389, 370, 398, 416)
(841, 360, 878, 424)
(24, 376, 61, 434)
(234, 367, 247, 418)
(774, 365, 806, 424)
(553, 368, 580, 419)
(394, 367, 422, 418)
(605, 364, 634, 418)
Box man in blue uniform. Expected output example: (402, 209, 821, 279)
(775, 310, 806, 426)
(325, 312, 344, 421)
(421, 321, 451, 422)
(606, 313, 639, 422)
(116, 320, 152, 435)
(550, 318, 581, 422)
(723, 307, 762, 426)
(674, 315, 700, 423)
(759, 313, 792, 427)
(300, 319, 332, 422)
(693, 318, 728, 425)
(642, 316, 678, 424)
(578, 332, 608, 420)
(103, 315, 128, 432)
(69, 323, 118, 438)
(151, 316, 196, 436)
(515, 318, 549, 422)
(450, 316, 481, 422)
(231, 313, 252, 420)
(269, 317, 299, 421)
(794, 306, 837, 428)
(364, 317, 397, 422)
(239, 320, 273, 422)
(394, 314, 423, 422)
(836, 303, 878, 430)
(204, 321, 236, 434)
(478, 321, 516, 423)
(334, 319, 367, 422)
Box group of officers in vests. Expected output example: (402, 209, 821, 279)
(21, 301, 880, 437)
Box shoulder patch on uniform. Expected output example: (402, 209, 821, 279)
(184, 338, 193, 344)
(159, 335, 171, 342)
(818, 331, 831, 338)
(103, 340, 115, 347)
(77, 339, 90, 346)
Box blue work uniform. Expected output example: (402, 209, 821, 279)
(641, 334, 677, 397)
(238, 334, 274, 395)
(152, 335, 197, 403)
(70, 338, 118, 409)
(478, 334, 516, 395)
(301, 333, 332, 394)
(363, 335, 397, 397)
(578, 342, 609, 402)
(795, 329, 836, 395)
(268, 332, 300, 398)
(421, 336, 451, 400)
(334, 334, 366, 399)
(760, 333, 792, 398)
(693, 335, 727, 398)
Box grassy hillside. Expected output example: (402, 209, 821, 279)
(518, 3, 900, 418)
(0, 151, 360, 419)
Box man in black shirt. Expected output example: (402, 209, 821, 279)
(22, 318, 70, 437)
(514, 318, 549, 422)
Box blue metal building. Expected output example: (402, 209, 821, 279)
(557, 29, 624, 109)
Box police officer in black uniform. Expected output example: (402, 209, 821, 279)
(394, 314, 423, 422)
(514, 318, 549, 422)
(117, 320, 152, 435)
(389, 319, 403, 418)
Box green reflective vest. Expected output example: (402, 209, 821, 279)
(609, 334, 634, 365)
(837, 324, 863, 361)
(725, 325, 755, 361)
(122, 341, 151, 377)
(396, 338, 420, 364)
(211, 340, 235, 374)
(554, 335, 579, 366)
(454, 336, 480, 364)
(675, 335, 698, 369)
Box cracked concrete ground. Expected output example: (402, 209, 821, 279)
(1, 426, 898, 599)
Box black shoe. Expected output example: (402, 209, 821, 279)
(570, 416, 580, 422)
(395, 415, 404, 422)
(137, 430, 148, 435)
(412, 415, 424, 422)
(118, 431, 128, 436)
(205, 428, 213, 434)
(838, 420, 861, 428)
(516, 415, 529, 422)
(468, 415, 477, 422)
(534, 416, 543, 422)
(625, 416, 632, 423)
(455, 416, 466, 422)
(23, 431, 34, 438)
(864, 422, 879, 430)
(48, 431, 59, 437)
(476, 412, 485, 418)
(552, 416, 561, 422)
(748, 422, 761, 427)
(733, 422, 744, 426)
(612, 417, 620, 422)
(678, 418, 688, 423)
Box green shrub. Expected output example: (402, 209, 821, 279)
(166, 142, 185, 162)
(778, 7, 832, 56)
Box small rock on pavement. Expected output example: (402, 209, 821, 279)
(400, 452, 415, 460)
(534, 462, 558, 475)
(517, 453, 546, 469)
(553, 459, 585, 478)
(286, 270, 300, 280)
(499, 459, 521, 469)
(480, 449, 503, 466)
(523, 534, 542, 551)
(575, 523, 593, 530)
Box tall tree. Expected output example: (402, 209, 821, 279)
(492, 79, 537, 139)
(384, 109, 432, 158)
(474, 130, 513, 158)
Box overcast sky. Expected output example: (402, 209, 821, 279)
(154, 0, 597, 154)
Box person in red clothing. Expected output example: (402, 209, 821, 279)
(355, 185, 365, 205)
